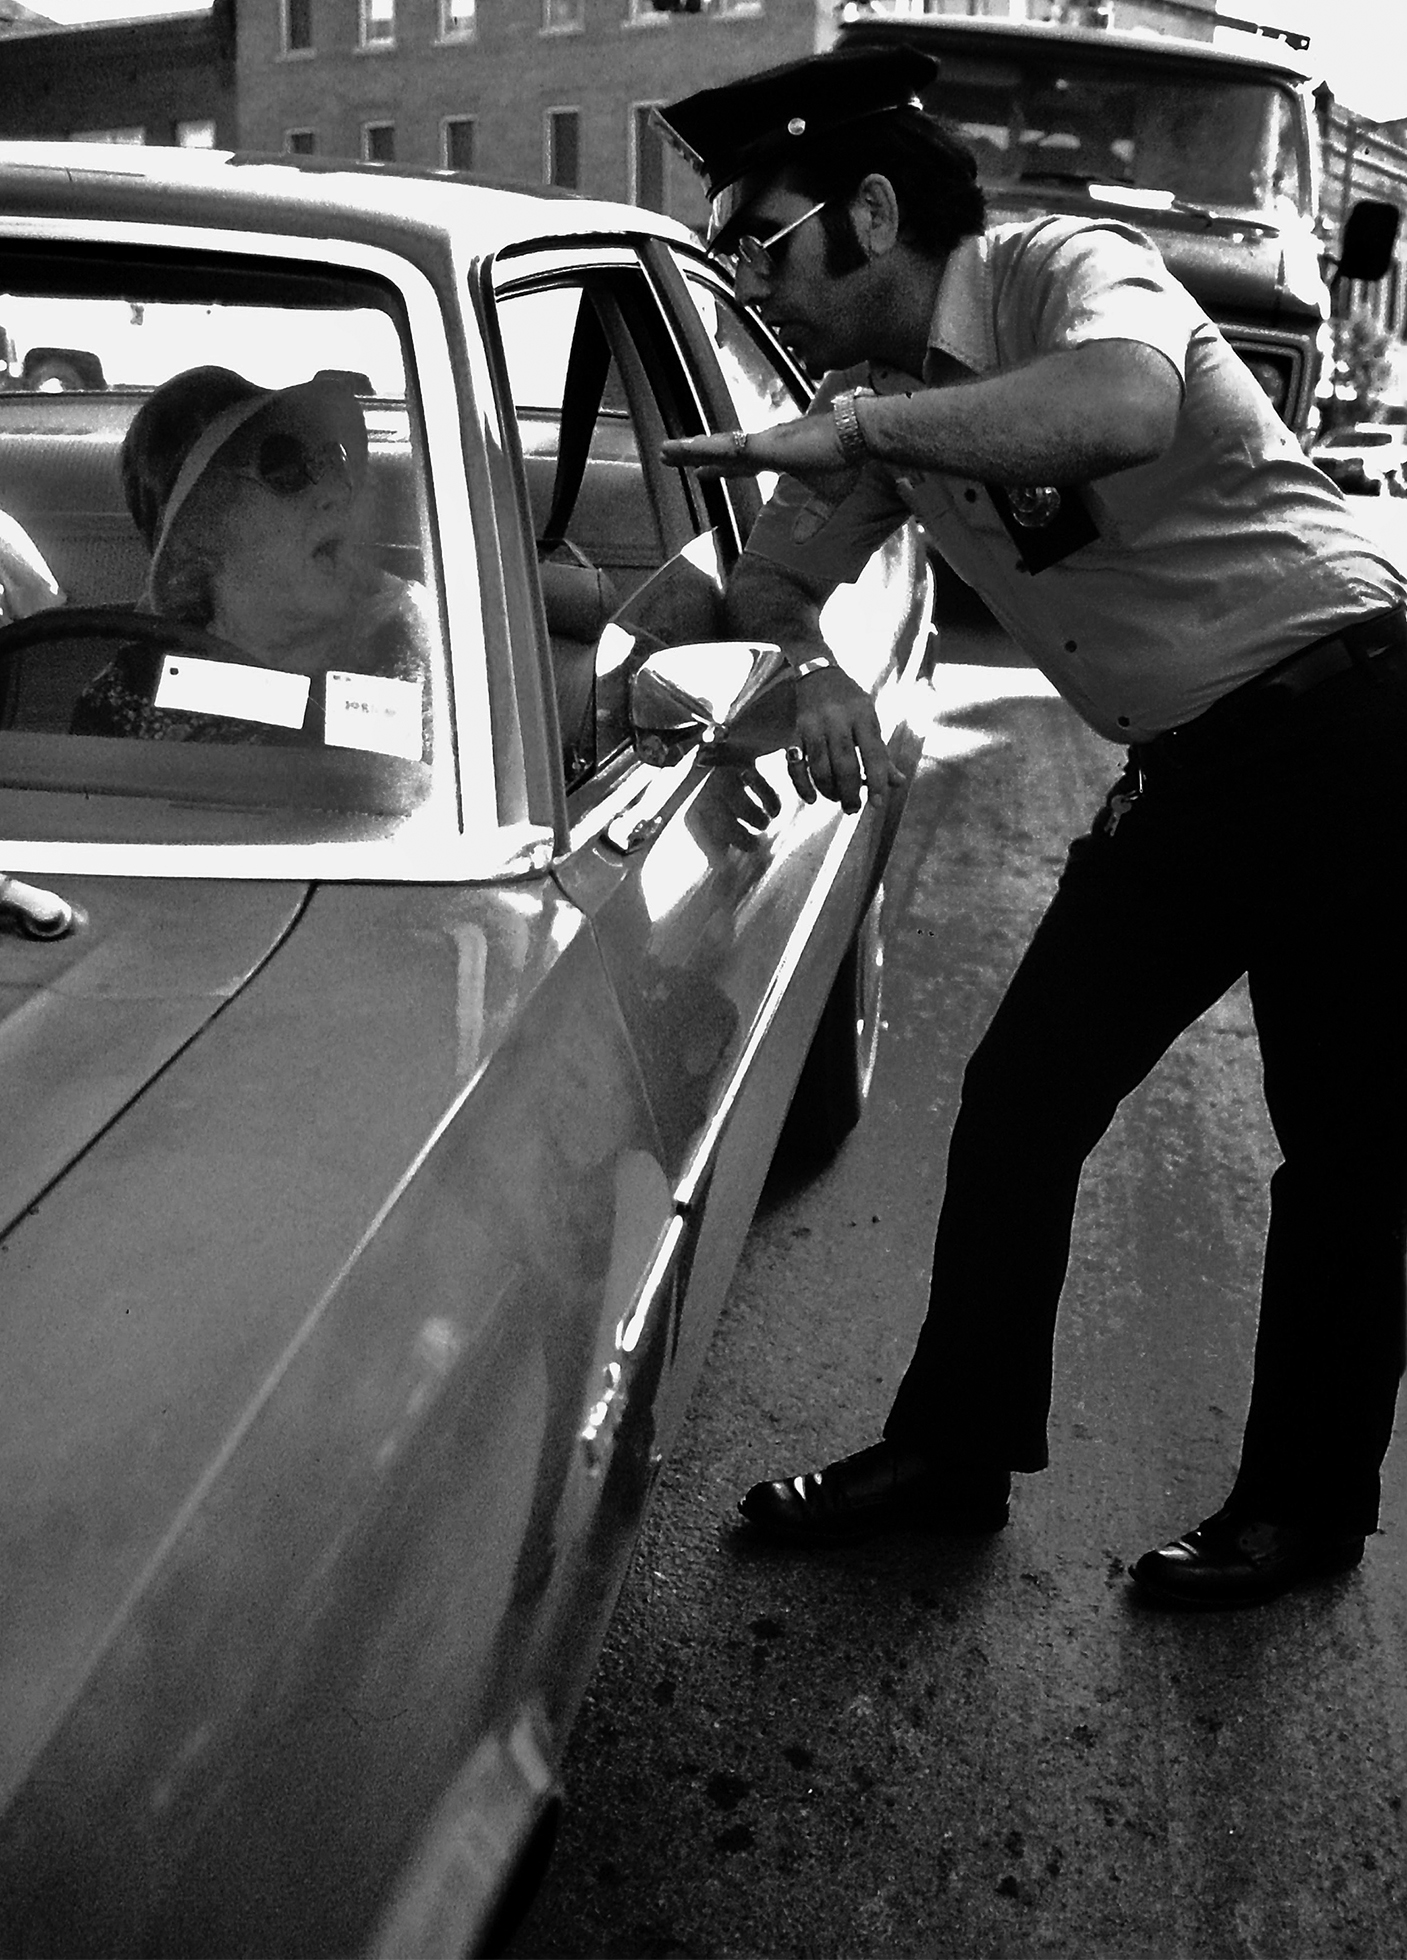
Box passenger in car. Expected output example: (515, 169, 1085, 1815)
(71, 365, 430, 745)
(0, 507, 64, 628)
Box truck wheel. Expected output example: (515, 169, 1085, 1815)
(779, 882, 885, 1169)
(25, 356, 88, 392)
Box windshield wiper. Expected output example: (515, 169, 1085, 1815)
(1014, 175, 1277, 233)
(1016, 170, 1116, 188)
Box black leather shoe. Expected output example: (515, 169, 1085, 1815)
(1130, 1509, 1365, 1609)
(738, 1439, 1010, 1544)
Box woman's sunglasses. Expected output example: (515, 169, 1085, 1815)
(234, 429, 354, 497)
(713, 199, 829, 280)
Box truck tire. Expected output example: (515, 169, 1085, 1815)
(779, 881, 885, 1169)
(24, 355, 93, 392)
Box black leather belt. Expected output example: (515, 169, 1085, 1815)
(1136, 604, 1407, 773)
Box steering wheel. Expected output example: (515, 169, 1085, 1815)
(0, 606, 251, 672)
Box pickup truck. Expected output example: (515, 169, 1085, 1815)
(835, 6, 1398, 440)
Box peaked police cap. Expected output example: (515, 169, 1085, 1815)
(654, 45, 939, 221)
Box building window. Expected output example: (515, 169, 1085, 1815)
(363, 122, 396, 163)
(71, 127, 145, 144)
(359, 0, 395, 47)
(545, 109, 580, 189)
(287, 129, 317, 155)
(439, 0, 475, 35)
(714, 0, 763, 15)
(632, 104, 667, 212)
(282, 0, 312, 53)
(542, 0, 583, 32)
(442, 117, 476, 171)
(175, 119, 217, 148)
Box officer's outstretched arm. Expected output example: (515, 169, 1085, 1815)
(724, 550, 904, 816)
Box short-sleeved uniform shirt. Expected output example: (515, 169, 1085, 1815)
(745, 215, 1406, 744)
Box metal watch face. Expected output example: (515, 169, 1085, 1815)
(1003, 485, 1062, 529)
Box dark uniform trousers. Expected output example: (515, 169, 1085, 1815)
(884, 625, 1407, 1536)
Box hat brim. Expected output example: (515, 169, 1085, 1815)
(656, 45, 939, 207)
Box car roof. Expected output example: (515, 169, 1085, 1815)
(0, 141, 699, 259)
(835, 11, 1314, 85)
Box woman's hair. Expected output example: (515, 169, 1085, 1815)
(146, 471, 247, 625)
(786, 106, 986, 274)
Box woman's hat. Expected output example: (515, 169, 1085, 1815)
(147, 369, 368, 585)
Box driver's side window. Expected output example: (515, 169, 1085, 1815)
(493, 267, 733, 789)
(0, 276, 438, 776)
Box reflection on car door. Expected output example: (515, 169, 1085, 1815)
(490, 244, 925, 1455)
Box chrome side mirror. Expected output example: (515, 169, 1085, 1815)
(1333, 200, 1400, 284)
(629, 640, 796, 768)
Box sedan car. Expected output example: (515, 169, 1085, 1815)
(0, 144, 931, 1958)
(1312, 420, 1407, 496)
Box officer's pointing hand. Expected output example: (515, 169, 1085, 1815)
(661, 419, 859, 497)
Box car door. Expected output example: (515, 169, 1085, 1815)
(487, 238, 927, 1455)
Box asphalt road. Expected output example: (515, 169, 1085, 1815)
(510, 580, 1407, 1960)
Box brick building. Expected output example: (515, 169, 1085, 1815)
(4, 0, 1407, 373)
(0, 2, 236, 147)
(233, 0, 835, 231)
(229, 0, 1216, 216)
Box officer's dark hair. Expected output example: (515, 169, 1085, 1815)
(781, 106, 985, 275)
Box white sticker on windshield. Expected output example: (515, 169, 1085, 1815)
(324, 671, 424, 761)
(154, 655, 311, 729)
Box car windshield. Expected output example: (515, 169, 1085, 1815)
(0, 249, 454, 850)
(930, 46, 1307, 218)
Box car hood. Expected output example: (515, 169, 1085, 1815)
(0, 873, 600, 1793)
(0, 876, 308, 1238)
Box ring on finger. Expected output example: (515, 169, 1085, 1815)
(785, 744, 806, 765)
(730, 429, 750, 459)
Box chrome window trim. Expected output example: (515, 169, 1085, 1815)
(0, 216, 533, 884)
(0, 824, 557, 885)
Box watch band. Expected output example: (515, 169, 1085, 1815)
(832, 387, 873, 466)
(794, 655, 836, 678)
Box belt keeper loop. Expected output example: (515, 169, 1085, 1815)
(1345, 601, 1407, 665)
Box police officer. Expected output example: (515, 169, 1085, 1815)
(655, 47, 1407, 1608)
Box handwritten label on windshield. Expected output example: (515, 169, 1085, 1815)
(324, 671, 424, 761)
(154, 655, 311, 729)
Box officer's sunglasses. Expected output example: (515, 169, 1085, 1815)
(232, 429, 354, 497)
(713, 198, 829, 280)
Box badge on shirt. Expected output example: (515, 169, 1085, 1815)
(986, 484, 1100, 574)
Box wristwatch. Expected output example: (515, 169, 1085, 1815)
(794, 655, 836, 678)
(832, 387, 874, 466)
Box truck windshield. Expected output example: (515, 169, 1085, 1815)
(934, 50, 1307, 219)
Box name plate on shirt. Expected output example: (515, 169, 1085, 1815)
(986, 484, 1100, 574)
(324, 670, 424, 761)
(154, 655, 311, 728)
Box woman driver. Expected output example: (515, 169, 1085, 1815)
(72, 364, 430, 743)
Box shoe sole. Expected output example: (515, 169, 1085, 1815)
(1127, 1540, 1364, 1610)
(738, 1502, 1010, 1546)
